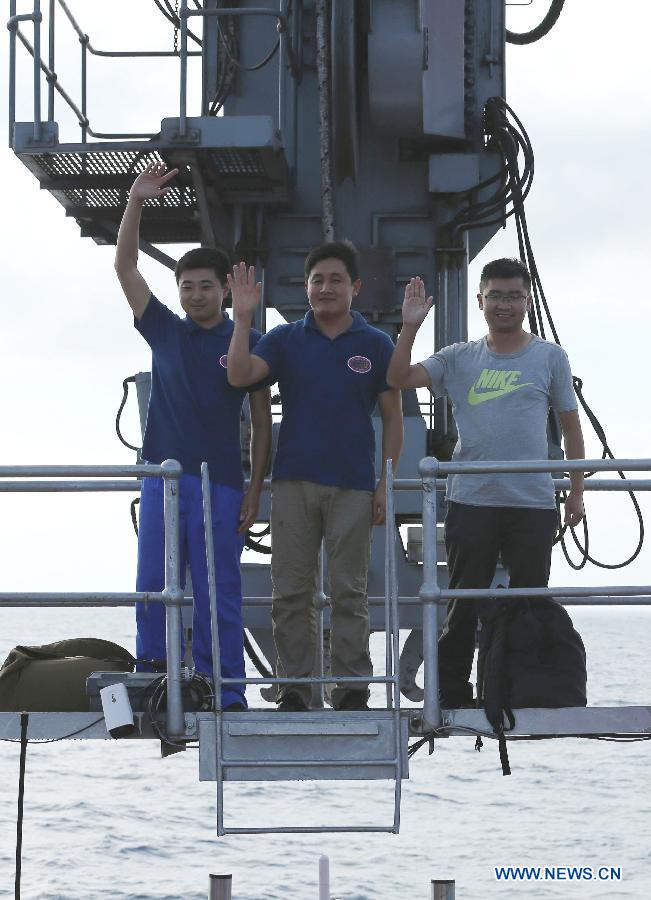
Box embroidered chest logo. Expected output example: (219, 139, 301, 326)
(347, 355, 372, 374)
(219, 355, 228, 369)
(467, 368, 533, 405)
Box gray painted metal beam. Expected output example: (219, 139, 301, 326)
(438, 706, 651, 738)
(0, 711, 160, 741)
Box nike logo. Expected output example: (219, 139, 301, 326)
(467, 368, 533, 405)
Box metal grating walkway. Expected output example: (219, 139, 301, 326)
(12, 117, 291, 246)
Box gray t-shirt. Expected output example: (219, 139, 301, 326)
(420, 335, 577, 509)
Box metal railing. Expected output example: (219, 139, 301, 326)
(0, 457, 404, 831)
(7, 0, 298, 146)
(0, 460, 187, 736)
(4, 454, 650, 832)
(417, 456, 651, 733)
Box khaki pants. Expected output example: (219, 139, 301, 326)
(271, 479, 374, 708)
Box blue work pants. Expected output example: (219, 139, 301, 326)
(135, 474, 246, 708)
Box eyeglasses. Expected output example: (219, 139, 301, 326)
(483, 291, 529, 303)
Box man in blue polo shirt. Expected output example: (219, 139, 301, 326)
(227, 241, 403, 711)
(114, 160, 272, 710)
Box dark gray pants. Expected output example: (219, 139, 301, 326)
(438, 501, 558, 703)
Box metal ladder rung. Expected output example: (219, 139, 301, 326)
(225, 721, 381, 736)
(222, 825, 397, 835)
(221, 757, 400, 769)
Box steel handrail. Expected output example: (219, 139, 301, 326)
(8, 0, 203, 145)
(8, 0, 300, 146)
(0, 459, 186, 737)
(3, 477, 650, 492)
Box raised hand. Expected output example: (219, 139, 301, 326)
(402, 277, 433, 328)
(129, 161, 179, 203)
(228, 262, 262, 320)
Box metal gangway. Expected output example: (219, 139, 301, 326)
(1, 457, 651, 835)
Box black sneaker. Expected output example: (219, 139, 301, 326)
(277, 692, 309, 712)
(335, 690, 369, 711)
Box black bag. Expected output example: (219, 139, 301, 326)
(0, 638, 135, 712)
(476, 597, 587, 774)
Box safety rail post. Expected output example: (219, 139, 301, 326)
(47, 0, 55, 121)
(314, 541, 327, 707)
(419, 456, 442, 732)
(161, 459, 185, 738)
(80, 27, 88, 142)
(278, 0, 288, 135)
(32, 0, 42, 142)
(200, 463, 227, 835)
(200, 464, 222, 712)
(384, 460, 394, 709)
(8, 0, 17, 146)
(385, 458, 403, 832)
(179, 0, 189, 137)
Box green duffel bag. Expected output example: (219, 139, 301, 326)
(0, 638, 136, 712)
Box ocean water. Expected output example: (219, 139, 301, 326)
(0, 607, 649, 900)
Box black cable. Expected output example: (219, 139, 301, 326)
(15, 712, 28, 900)
(243, 631, 273, 678)
(151, 0, 203, 47)
(217, 25, 280, 72)
(115, 377, 143, 537)
(244, 523, 272, 554)
(451, 100, 534, 239)
(409, 724, 651, 759)
(145, 672, 214, 746)
(115, 377, 140, 453)
(506, 0, 565, 45)
(559, 379, 644, 569)
(207, 2, 239, 115)
(130, 498, 140, 537)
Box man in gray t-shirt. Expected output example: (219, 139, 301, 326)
(387, 257, 585, 707)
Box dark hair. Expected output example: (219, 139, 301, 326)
(304, 240, 360, 282)
(175, 247, 231, 285)
(479, 257, 531, 292)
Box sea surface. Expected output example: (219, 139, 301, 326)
(0, 607, 649, 900)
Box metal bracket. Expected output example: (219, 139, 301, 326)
(168, 128, 202, 145)
(13, 120, 58, 150)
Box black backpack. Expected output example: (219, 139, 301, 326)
(476, 596, 587, 774)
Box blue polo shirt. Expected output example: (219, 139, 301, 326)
(135, 294, 263, 488)
(252, 310, 394, 491)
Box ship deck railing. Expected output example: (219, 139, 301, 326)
(1, 457, 651, 834)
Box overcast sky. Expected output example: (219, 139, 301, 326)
(2, 0, 651, 595)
